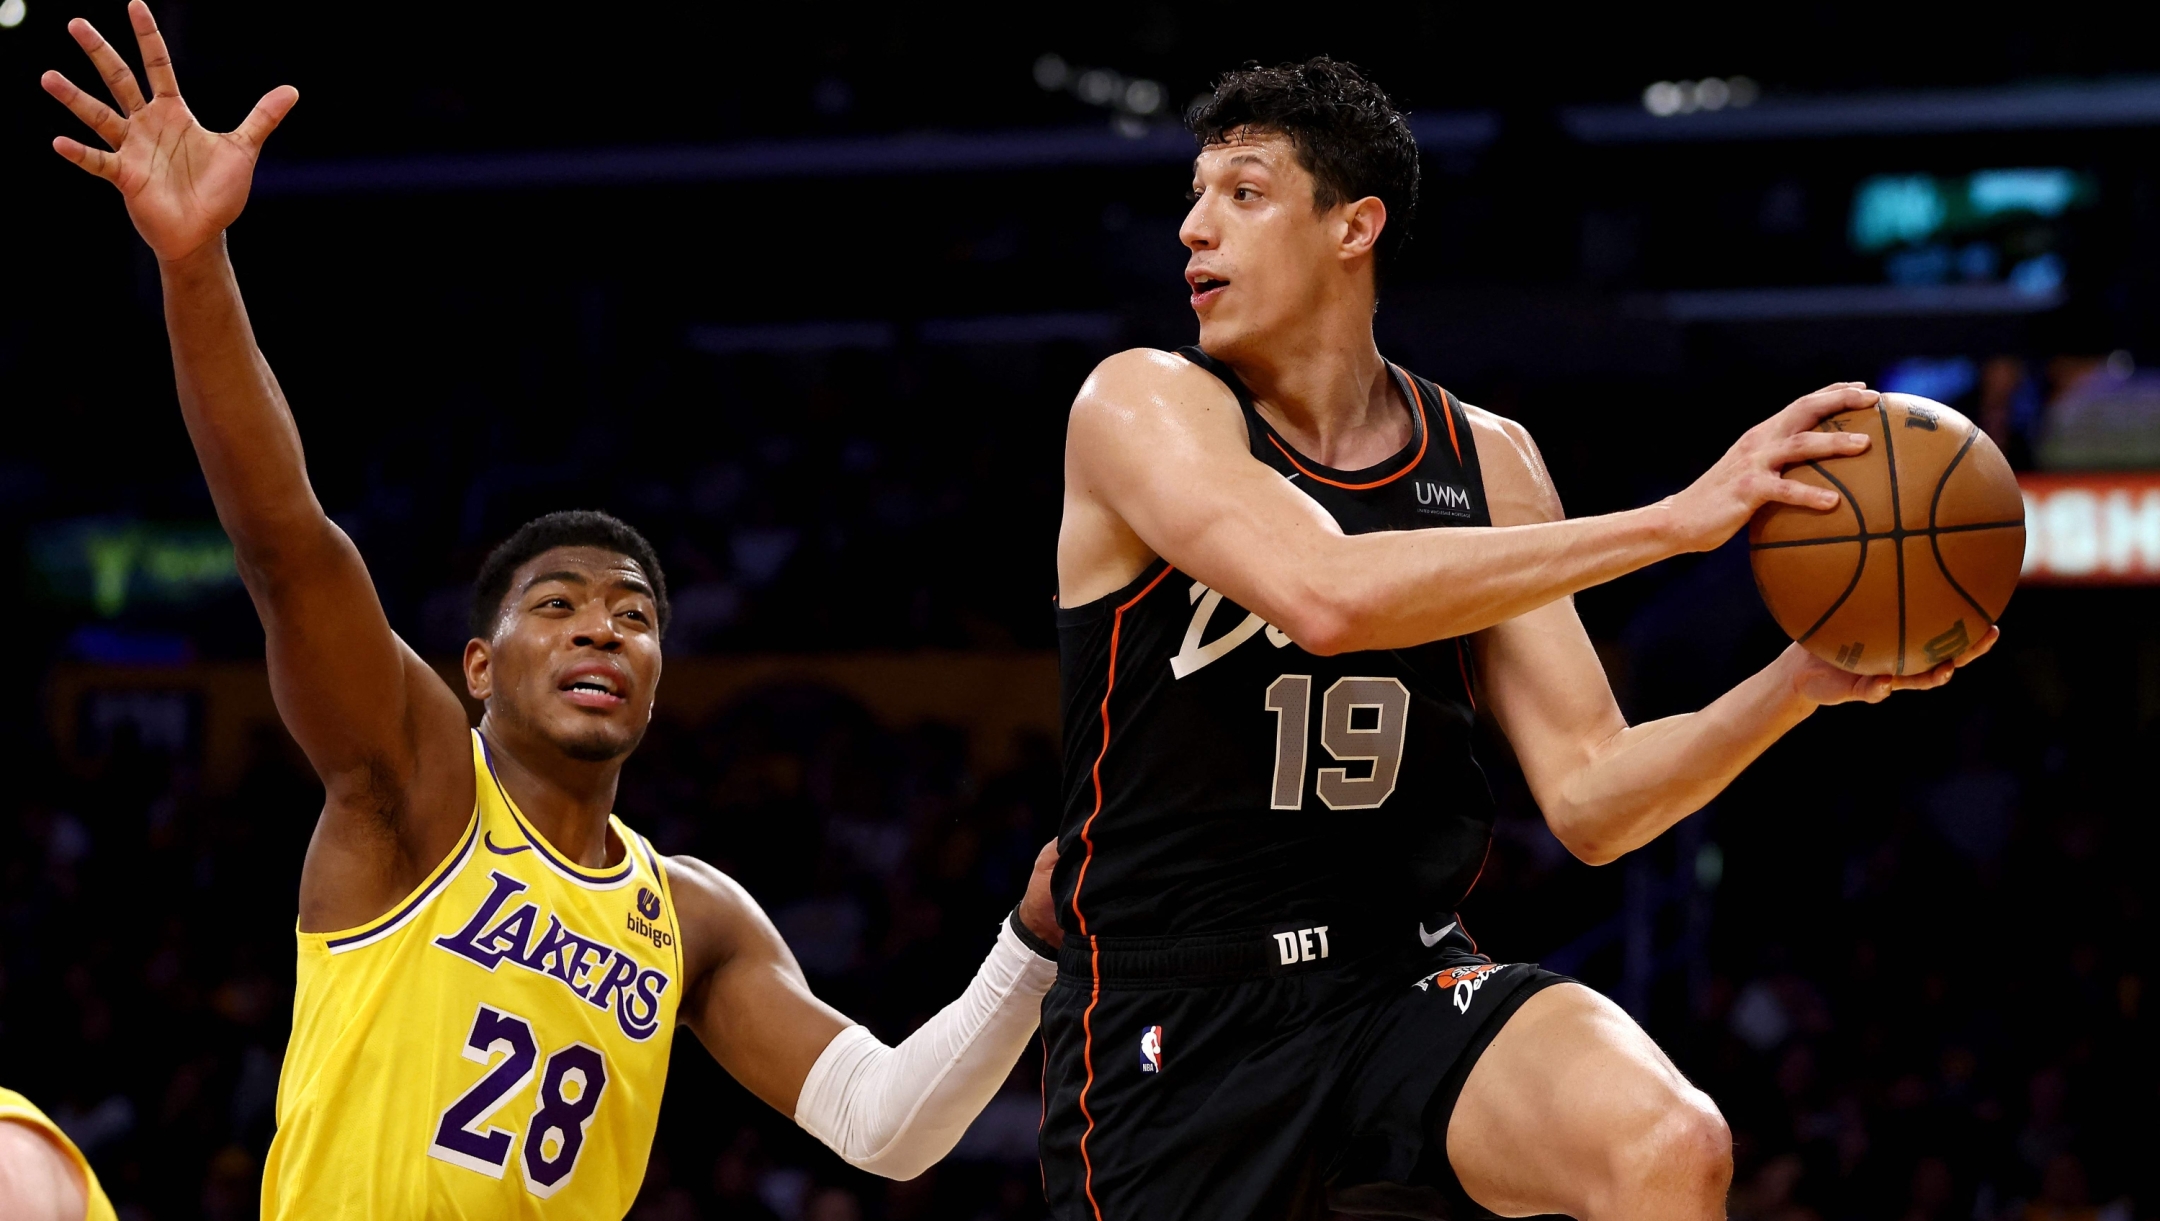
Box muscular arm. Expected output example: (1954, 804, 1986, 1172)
(674, 846, 1061, 1178)
(43, 5, 474, 926)
(1060, 349, 1875, 653)
(671, 856, 854, 1113)
(162, 246, 475, 892)
(1467, 408, 1995, 864)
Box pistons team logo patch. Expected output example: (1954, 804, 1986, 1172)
(1139, 1025, 1163, 1073)
(1414, 963, 1507, 1014)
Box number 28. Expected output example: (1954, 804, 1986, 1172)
(1263, 675, 1410, 810)
(429, 1003, 609, 1198)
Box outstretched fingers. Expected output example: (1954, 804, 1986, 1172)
(236, 85, 300, 151)
(1778, 382, 1878, 430)
(52, 135, 121, 181)
(1776, 428, 1871, 466)
(67, 17, 147, 115)
(127, 0, 181, 99)
(1765, 475, 1840, 512)
(42, 69, 128, 149)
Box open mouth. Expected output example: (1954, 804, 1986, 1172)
(1190, 275, 1230, 301)
(561, 671, 626, 708)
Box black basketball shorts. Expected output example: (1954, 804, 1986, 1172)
(1039, 917, 1568, 1221)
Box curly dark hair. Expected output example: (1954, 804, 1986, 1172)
(468, 509, 669, 640)
(1187, 57, 1420, 284)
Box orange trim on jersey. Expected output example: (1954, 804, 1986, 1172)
(1263, 366, 1432, 491)
(1078, 937, 1105, 1221)
(1068, 561, 1172, 1221)
(1437, 384, 1464, 464)
(1454, 638, 1476, 713)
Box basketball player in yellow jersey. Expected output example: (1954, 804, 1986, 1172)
(42, 7, 1066, 1218)
(0, 1089, 118, 1221)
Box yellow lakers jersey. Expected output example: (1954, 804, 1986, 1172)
(0, 1087, 120, 1221)
(263, 731, 683, 1219)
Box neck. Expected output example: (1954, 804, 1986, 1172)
(476, 715, 624, 868)
(1223, 309, 1406, 469)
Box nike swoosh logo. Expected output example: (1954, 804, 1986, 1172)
(1418, 921, 1457, 948)
(484, 831, 532, 856)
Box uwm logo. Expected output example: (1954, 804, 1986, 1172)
(1414, 480, 1472, 516)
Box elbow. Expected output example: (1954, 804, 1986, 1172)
(1276, 586, 1368, 658)
(1561, 835, 1623, 868)
(1544, 800, 1624, 867)
(230, 514, 349, 589)
(860, 1151, 938, 1182)
(1284, 610, 1354, 657)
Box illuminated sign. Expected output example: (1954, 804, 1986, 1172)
(29, 518, 240, 617)
(2020, 474, 2160, 585)
(1851, 168, 2093, 254)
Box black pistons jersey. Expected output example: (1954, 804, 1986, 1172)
(1053, 347, 1496, 941)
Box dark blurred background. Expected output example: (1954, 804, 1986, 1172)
(5, 3, 2160, 1219)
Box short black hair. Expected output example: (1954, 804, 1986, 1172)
(1188, 57, 1420, 282)
(469, 510, 670, 640)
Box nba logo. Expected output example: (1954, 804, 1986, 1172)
(1138, 1025, 1163, 1073)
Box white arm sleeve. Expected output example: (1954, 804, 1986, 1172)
(792, 914, 1058, 1179)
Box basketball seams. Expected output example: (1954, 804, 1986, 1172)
(1875, 397, 1907, 675)
(1749, 519, 2024, 551)
(1791, 458, 1870, 645)
(1753, 395, 2023, 676)
(1926, 424, 2000, 625)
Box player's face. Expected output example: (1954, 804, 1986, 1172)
(1180, 129, 1348, 358)
(470, 546, 663, 764)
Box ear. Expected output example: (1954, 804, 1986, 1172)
(1337, 196, 1388, 261)
(463, 637, 494, 702)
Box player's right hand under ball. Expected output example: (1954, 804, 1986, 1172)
(1781, 625, 2001, 706)
(41, 0, 296, 263)
(1663, 382, 1880, 553)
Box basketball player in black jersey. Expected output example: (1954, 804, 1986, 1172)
(1042, 60, 1995, 1221)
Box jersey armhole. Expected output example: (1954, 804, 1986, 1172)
(638, 835, 688, 985)
(297, 808, 482, 955)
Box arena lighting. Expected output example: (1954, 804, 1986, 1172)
(2019, 473, 2160, 585)
(1573, 76, 2160, 142)
(1641, 76, 1758, 117)
(0, 0, 27, 30)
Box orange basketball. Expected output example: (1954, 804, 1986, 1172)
(1748, 393, 2025, 676)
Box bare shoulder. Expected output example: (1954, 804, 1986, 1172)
(1463, 403, 1564, 527)
(0, 1119, 85, 1221)
(665, 853, 762, 927)
(1068, 347, 1244, 448)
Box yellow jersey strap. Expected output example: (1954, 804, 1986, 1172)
(0, 1088, 120, 1221)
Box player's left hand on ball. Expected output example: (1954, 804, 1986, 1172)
(1788, 626, 2000, 706)
(1019, 840, 1061, 945)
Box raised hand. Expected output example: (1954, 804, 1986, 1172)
(41, 0, 297, 262)
(1665, 383, 1881, 553)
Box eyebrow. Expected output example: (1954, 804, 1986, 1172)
(523, 571, 655, 598)
(1193, 150, 1272, 174)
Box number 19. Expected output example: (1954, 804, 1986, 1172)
(1264, 675, 1410, 810)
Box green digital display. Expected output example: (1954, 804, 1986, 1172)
(1849, 168, 2094, 254)
(30, 518, 240, 617)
